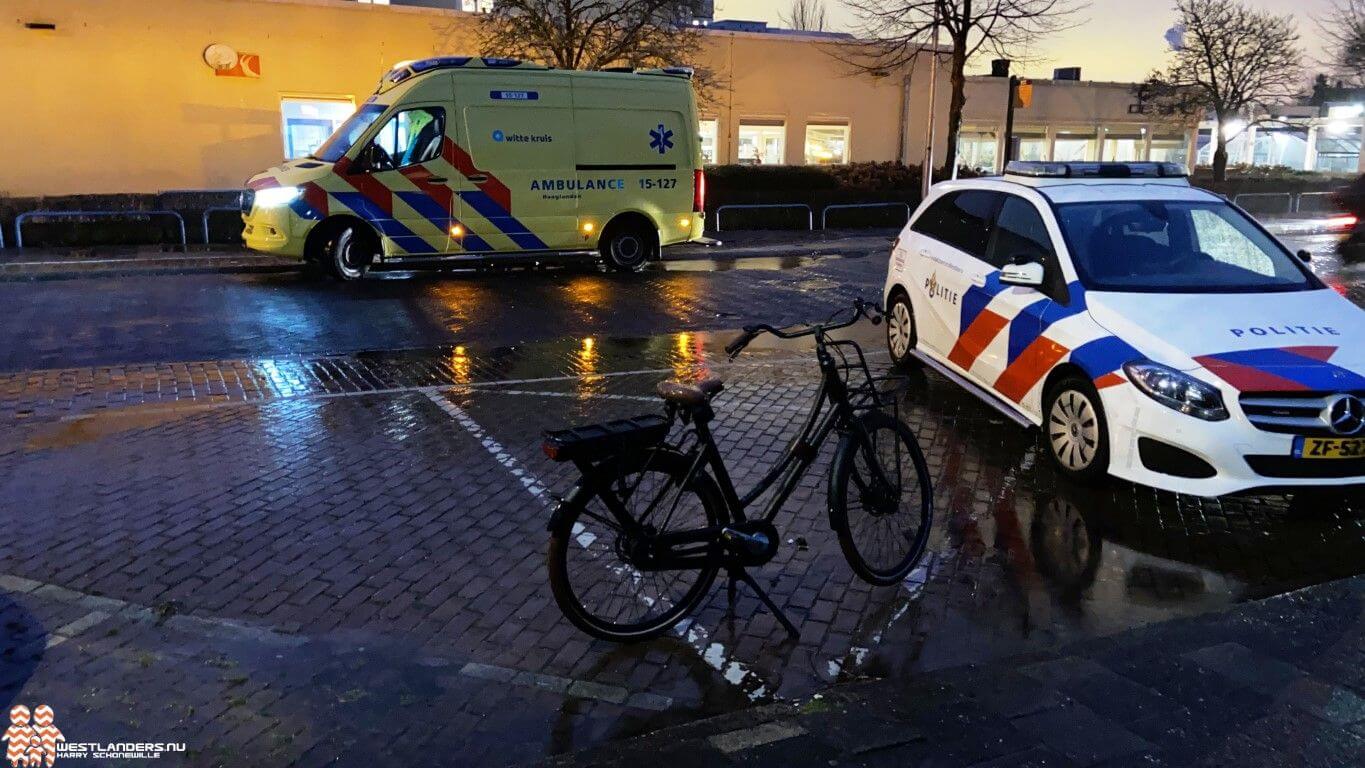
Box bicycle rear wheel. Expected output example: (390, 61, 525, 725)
(828, 410, 933, 586)
(548, 449, 725, 642)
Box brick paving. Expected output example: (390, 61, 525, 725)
(0, 227, 1361, 767)
(1, 327, 1362, 766)
(545, 575, 1365, 768)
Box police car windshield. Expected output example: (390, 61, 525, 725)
(313, 103, 387, 163)
(1055, 200, 1316, 293)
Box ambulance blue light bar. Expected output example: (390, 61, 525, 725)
(1004, 161, 1189, 179)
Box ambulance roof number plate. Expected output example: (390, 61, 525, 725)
(491, 90, 538, 100)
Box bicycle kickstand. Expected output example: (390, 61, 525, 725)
(727, 566, 800, 640)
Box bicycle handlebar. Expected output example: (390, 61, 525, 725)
(726, 299, 882, 359)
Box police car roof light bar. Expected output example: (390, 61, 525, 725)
(1004, 161, 1189, 179)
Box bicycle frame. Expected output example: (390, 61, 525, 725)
(562, 301, 898, 559)
(669, 329, 897, 529)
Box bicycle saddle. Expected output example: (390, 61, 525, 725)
(656, 377, 724, 406)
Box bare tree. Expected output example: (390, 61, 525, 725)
(1316, 0, 1365, 85)
(781, 0, 830, 31)
(839, 0, 1082, 172)
(474, 0, 718, 93)
(1140, 0, 1302, 181)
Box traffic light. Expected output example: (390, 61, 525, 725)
(1014, 79, 1033, 109)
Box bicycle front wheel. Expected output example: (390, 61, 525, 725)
(548, 449, 725, 642)
(828, 410, 933, 586)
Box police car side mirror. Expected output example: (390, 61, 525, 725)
(1297, 249, 1312, 262)
(1000, 259, 1045, 288)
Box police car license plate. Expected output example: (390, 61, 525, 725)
(1293, 436, 1365, 459)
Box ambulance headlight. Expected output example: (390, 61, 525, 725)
(1123, 360, 1228, 421)
(254, 186, 303, 208)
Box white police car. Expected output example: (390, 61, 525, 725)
(883, 161, 1365, 497)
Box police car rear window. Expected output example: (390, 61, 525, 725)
(1055, 200, 1316, 293)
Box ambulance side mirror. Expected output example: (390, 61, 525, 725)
(1000, 258, 1045, 288)
(1297, 249, 1312, 262)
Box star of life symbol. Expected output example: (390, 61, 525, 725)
(4, 705, 62, 768)
(649, 123, 674, 154)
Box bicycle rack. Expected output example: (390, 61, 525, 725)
(714, 203, 814, 232)
(201, 205, 243, 244)
(820, 202, 912, 229)
(15, 210, 188, 251)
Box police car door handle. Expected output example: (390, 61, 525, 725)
(468, 174, 488, 183)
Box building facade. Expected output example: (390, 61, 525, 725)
(0, 0, 949, 197)
(958, 73, 1200, 174)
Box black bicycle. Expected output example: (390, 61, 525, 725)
(541, 299, 933, 642)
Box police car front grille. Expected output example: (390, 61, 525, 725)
(239, 189, 255, 214)
(1239, 391, 1364, 436)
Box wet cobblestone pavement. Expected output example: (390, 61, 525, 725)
(0, 235, 1362, 766)
(1, 326, 1363, 766)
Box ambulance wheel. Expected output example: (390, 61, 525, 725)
(886, 289, 919, 368)
(600, 219, 657, 272)
(1043, 375, 1110, 484)
(328, 224, 377, 281)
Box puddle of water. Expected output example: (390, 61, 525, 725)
(24, 403, 211, 451)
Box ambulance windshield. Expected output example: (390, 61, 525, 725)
(314, 103, 387, 163)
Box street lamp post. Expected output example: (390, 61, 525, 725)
(921, 1, 941, 200)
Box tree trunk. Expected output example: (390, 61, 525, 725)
(1213, 121, 1230, 183)
(942, 44, 967, 177)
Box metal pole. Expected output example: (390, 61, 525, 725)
(921, 1, 941, 200)
(1002, 75, 1018, 170)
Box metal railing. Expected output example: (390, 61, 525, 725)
(1231, 192, 1295, 214)
(201, 206, 243, 244)
(821, 202, 912, 230)
(1294, 191, 1342, 214)
(714, 203, 814, 231)
(15, 210, 188, 250)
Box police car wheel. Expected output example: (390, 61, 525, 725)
(601, 222, 655, 272)
(1044, 376, 1110, 483)
(329, 226, 374, 281)
(886, 291, 918, 367)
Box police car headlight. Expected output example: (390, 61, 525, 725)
(253, 186, 303, 208)
(1123, 360, 1229, 421)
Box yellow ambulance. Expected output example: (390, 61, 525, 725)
(240, 57, 706, 279)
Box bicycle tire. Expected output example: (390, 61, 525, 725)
(828, 410, 933, 586)
(548, 448, 727, 642)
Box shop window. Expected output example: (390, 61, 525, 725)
(805, 123, 850, 164)
(1315, 125, 1361, 172)
(1053, 133, 1095, 162)
(1102, 135, 1143, 162)
(1014, 135, 1049, 162)
(957, 130, 998, 171)
(1251, 127, 1308, 169)
(738, 121, 785, 165)
(1149, 136, 1189, 166)
(699, 119, 719, 164)
(280, 98, 356, 160)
